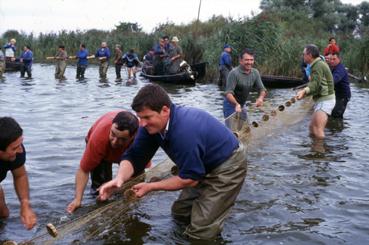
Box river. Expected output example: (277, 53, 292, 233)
(0, 64, 368, 244)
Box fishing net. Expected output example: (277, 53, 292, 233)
(20, 97, 313, 244)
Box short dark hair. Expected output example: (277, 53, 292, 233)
(112, 111, 139, 137)
(329, 37, 336, 42)
(80, 44, 86, 48)
(331, 52, 340, 57)
(59, 45, 65, 49)
(131, 84, 172, 113)
(304, 44, 320, 58)
(239, 48, 255, 59)
(0, 117, 23, 151)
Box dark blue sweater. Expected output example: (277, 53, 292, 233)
(0, 145, 26, 183)
(332, 62, 351, 99)
(122, 104, 239, 180)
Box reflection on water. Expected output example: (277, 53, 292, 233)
(0, 64, 369, 244)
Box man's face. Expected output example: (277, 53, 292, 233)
(136, 106, 170, 134)
(109, 124, 134, 149)
(303, 48, 312, 64)
(225, 47, 232, 53)
(0, 136, 24, 162)
(329, 54, 340, 67)
(330, 39, 336, 45)
(239, 53, 254, 72)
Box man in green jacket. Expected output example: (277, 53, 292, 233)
(296, 44, 335, 139)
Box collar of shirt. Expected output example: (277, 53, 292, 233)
(160, 118, 170, 139)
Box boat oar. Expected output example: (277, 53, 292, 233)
(292, 83, 308, 91)
(348, 73, 368, 83)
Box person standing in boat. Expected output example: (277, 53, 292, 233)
(0, 117, 37, 230)
(218, 44, 233, 89)
(54, 45, 68, 80)
(152, 37, 167, 75)
(67, 110, 151, 213)
(75, 44, 89, 80)
(99, 84, 247, 240)
(328, 52, 351, 119)
(296, 44, 335, 139)
(19, 45, 33, 79)
(166, 36, 183, 74)
(113, 44, 123, 81)
(95, 42, 111, 80)
(3, 38, 17, 62)
(223, 48, 267, 128)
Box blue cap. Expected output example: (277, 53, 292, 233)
(224, 44, 232, 49)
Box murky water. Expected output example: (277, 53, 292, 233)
(1, 64, 368, 244)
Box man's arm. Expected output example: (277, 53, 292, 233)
(66, 167, 89, 213)
(98, 160, 135, 201)
(226, 93, 242, 112)
(255, 90, 267, 107)
(132, 176, 198, 198)
(12, 165, 37, 230)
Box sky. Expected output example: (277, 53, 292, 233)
(0, 0, 366, 36)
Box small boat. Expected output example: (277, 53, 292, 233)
(140, 62, 207, 84)
(261, 75, 304, 88)
(5, 59, 22, 72)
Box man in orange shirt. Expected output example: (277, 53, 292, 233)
(67, 110, 140, 213)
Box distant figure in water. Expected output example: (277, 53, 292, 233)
(54, 45, 68, 80)
(122, 49, 140, 79)
(0, 117, 37, 230)
(75, 44, 89, 80)
(95, 42, 111, 80)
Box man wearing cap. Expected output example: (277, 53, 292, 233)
(166, 36, 183, 74)
(218, 44, 233, 89)
(54, 45, 68, 80)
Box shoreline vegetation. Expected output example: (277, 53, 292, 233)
(2, 0, 369, 82)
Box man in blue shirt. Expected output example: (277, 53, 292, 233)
(328, 53, 351, 118)
(95, 42, 111, 80)
(0, 117, 36, 230)
(19, 45, 33, 79)
(75, 44, 89, 80)
(99, 84, 247, 240)
(218, 44, 233, 89)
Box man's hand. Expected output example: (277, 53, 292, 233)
(235, 103, 242, 113)
(66, 199, 81, 214)
(255, 98, 264, 107)
(98, 179, 123, 201)
(20, 202, 36, 230)
(132, 182, 153, 198)
(296, 89, 306, 100)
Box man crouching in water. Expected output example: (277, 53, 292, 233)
(99, 84, 247, 240)
(0, 117, 37, 229)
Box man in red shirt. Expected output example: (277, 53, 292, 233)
(67, 110, 139, 213)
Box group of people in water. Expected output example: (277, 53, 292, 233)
(220, 37, 350, 140)
(0, 35, 186, 82)
(0, 35, 351, 241)
(0, 39, 141, 81)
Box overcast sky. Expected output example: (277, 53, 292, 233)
(0, 0, 366, 35)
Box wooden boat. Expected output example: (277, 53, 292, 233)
(5, 59, 22, 72)
(261, 74, 304, 88)
(140, 62, 207, 84)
